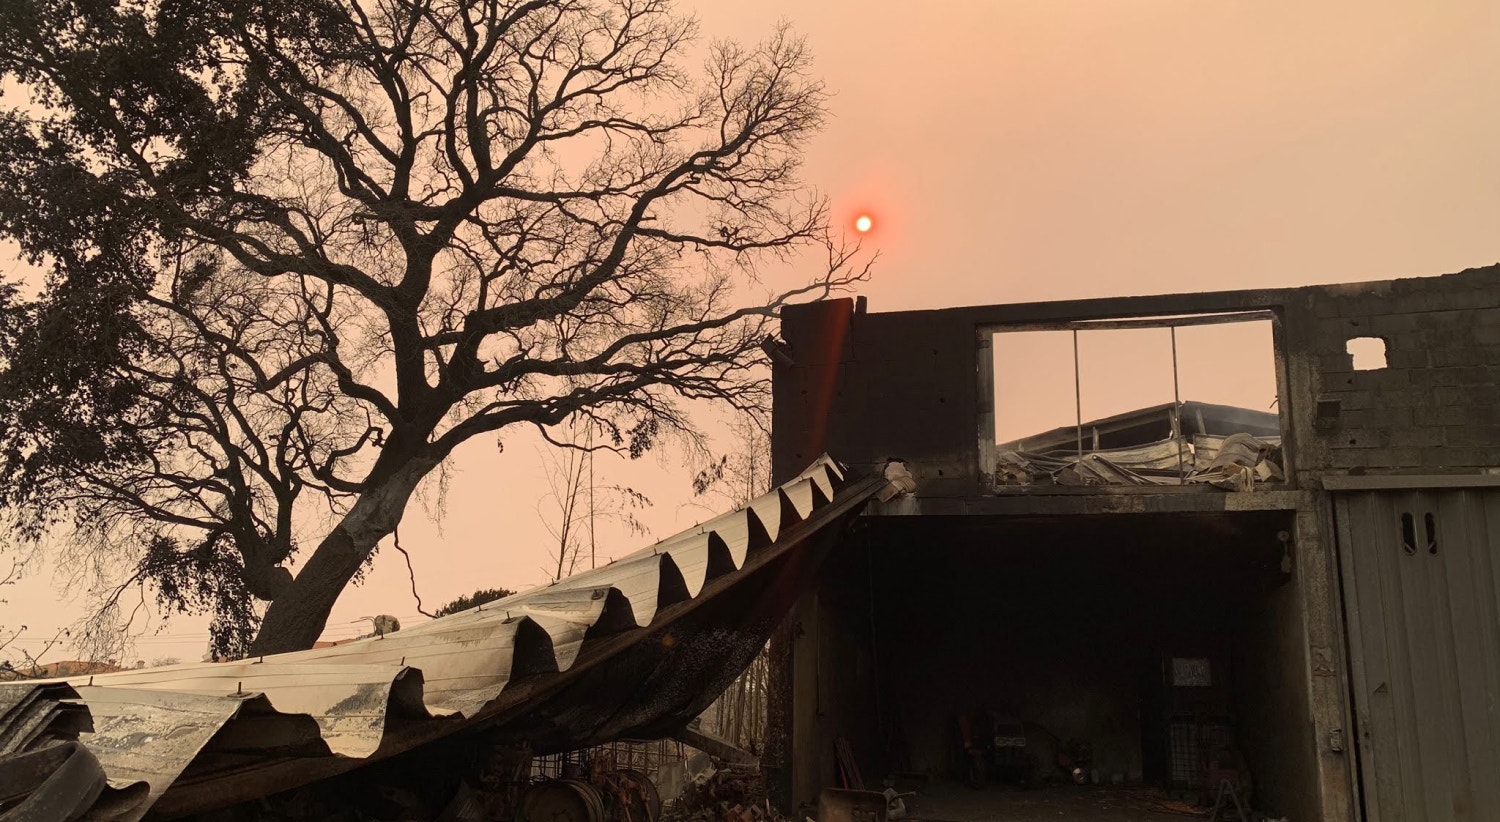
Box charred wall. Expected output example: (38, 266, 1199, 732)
(1281, 267, 1500, 477)
(895, 517, 1288, 761)
(773, 263, 1500, 490)
(772, 299, 981, 496)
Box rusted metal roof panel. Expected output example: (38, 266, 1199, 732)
(1, 455, 888, 821)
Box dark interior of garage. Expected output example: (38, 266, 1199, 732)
(797, 509, 1315, 821)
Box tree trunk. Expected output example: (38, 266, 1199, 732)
(248, 456, 438, 656)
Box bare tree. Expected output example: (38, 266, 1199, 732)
(0, 559, 25, 665)
(0, 0, 868, 655)
(700, 645, 769, 752)
(691, 412, 773, 509)
(535, 429, 650, 581)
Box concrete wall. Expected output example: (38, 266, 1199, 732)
(774, 263, 1500, 491)
(1280, 269, 1500, 477)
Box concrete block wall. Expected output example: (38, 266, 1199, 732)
(776, 264, 1500, 489)
(1286, 265, 1500, 479)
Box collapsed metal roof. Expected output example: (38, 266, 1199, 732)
(1, 456, 899, 821)
(999, 400, 1281, 455)
(991, 402, 1284, 489)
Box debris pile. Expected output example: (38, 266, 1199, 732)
(991, 400, 1286, 490)
(993, 434, 1283, 489)
(662, 764, 785, 822)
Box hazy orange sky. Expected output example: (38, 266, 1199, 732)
(4, 0, 1498, 663)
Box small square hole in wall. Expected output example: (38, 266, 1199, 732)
(1347, 337, 1387, 370)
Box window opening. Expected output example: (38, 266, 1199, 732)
(1347, 337, 1387, 370)
(985, 313, 1282, 490)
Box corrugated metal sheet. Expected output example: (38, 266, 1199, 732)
(998, 400, 1281, 454)
(1335, 487, 1500, 822)
(0, 681, 91, 755)
(0, 683, 152, 819)
(0, 455, 891, 821)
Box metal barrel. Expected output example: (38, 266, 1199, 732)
(519, 779, 606, 822)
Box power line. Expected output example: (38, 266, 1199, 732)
(3, 611, 438, 653)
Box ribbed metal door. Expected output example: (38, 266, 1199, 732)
(1335, 489, 1500, 822)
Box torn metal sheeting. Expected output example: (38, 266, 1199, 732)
(2, 456, 887, 821)
(0, 681, 92, 756)
(997, 400, 1281, 456)
(996, 434, 1285, 489)
(72, 663, 431, 758)
(71, 688, 268, 806)
(1193, 433, 1283, 471)
(0, 683, 152, 820)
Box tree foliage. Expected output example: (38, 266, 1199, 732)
(0, 0, 865, 656)
(433, 587, 515, 617)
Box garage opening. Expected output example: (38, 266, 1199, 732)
(803, 509, 1312, 821)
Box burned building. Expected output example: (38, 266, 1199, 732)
(768, 264, 1500, 821)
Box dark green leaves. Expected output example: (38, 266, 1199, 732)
(141, 534, 259, 658)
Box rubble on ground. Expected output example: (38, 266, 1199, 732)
(661, 764, 786, 822)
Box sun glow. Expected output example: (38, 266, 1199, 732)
(854, 215, 873, 233)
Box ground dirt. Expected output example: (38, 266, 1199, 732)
(904, 782, 1209, 822)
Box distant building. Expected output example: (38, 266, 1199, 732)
(0, 659, 125, 681)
